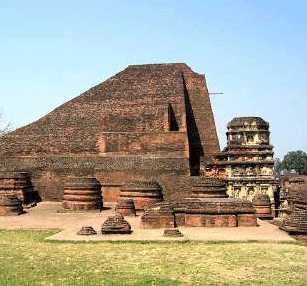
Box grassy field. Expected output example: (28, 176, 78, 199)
(0, 229, 307, 285)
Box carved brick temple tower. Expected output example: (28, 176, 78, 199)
(0, 63, 220, 202)
(224, 117, 277, 201)
(205, 117, 278, 211)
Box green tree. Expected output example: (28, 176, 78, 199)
(282, 150, 307, 175)
(273, 158, 284, 175)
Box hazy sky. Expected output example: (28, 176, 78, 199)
(0, 0, 306, 159)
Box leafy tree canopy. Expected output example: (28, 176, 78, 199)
(283, 150, 307, 175)
(275, 150, 307, 175)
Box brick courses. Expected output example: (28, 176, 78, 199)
(0, 63, 220, 202)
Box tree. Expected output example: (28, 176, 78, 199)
(273, 158, 284, 175)
(282, 150, 307, 175)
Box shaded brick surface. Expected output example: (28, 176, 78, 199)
(280, 176, 307, 234)
(0, 194, 23, 216)
(237, 214, 258, 227)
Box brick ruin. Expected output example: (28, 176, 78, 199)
(119, 179, 164, 210)
(142, 177, 257, 228)
(77, 226, 97, 236)
(0, 194, 23, 216)
(279, 176, 307, 234)
(0, 63, 220, 203)
(252, 194, 273, 220)
(62, 177, 103, 211)
(115, 198, 136, 216)
(0, 171, 39, 215)
(0, 63, 271, 228)
(0, 171, 39, 205)
(101, 215, 132, 234)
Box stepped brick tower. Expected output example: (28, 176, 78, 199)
(204, 117, 278, 212)
(0, 63, 220, 202)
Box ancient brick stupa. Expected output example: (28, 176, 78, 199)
(0, 63, 220, 202)
(0, 171, 38, 205)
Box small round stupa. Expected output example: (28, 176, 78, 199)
(101, 215, 132, 234)
(63, 177, 103, 211)
(115, 198, 136, 216)
(120, 179, 163, 210)
(77, 226, 97, 235)
(190, 177, 228, 198)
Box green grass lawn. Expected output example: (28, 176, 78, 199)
(0, 229, 307, 285)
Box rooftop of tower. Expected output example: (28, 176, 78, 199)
(227, 117, 269, 129)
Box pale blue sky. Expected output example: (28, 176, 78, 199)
(0, 0, 306, 159)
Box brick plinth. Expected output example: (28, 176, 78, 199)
(237, 214, 258, 226)
(142, 216, 175, 229)
(142, 203, 175, 229)
(142, 195, 257, 229)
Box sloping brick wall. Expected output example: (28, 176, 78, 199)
(0, 63, 220, 202)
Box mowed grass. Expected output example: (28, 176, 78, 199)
(0, 229, 307, 285)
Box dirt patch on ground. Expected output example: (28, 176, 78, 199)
(0, 202, 295, 242)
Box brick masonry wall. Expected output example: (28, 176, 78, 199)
(0, 155, 191, 201)
(98, 131, 187, 157)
